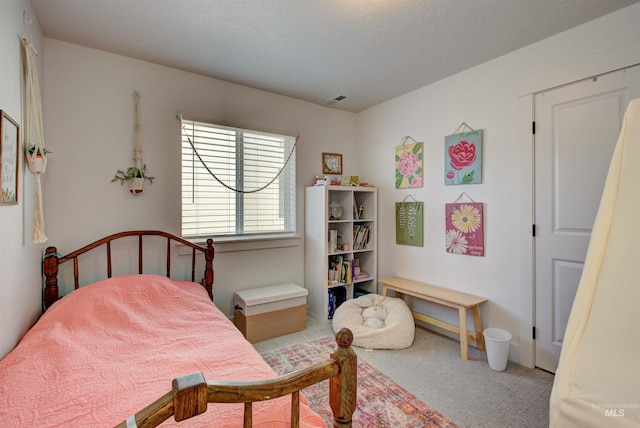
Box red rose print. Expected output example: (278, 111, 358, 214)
(449, 141, 476, 170)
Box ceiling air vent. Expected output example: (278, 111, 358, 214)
(326, 95, 347, 105)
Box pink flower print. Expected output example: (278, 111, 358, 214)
(398, 152, 419, 177)
(446, 170, 454, 179)
(409, 173, 422, 188)
(449, 141, 476, 171)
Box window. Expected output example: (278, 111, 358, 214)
(181, 117, 296, 240)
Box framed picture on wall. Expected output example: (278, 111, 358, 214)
(445, 201, 484, 256)
(444, 129, 483, 185)
(395, 139, 423, 189)
(322, 152, 343, 174)
(1, 110, 19, 205)
(396, 200, 424, 246)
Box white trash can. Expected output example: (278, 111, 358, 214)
(483, 328, 512, 371)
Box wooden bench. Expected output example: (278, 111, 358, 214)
(379, 276, 487, 360)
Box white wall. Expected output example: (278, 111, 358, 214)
(41, 39, 359, 318)
(357, 3, 640, 366)
(0, 1, 45, 358)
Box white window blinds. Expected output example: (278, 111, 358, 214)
(181, 118, 296, 239)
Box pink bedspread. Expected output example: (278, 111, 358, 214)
(0, 274, 326, 427)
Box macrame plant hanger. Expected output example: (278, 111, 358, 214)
(21, 12, 48, 243)
(112, 91, 154, 193)
(132, 91, 143, 188)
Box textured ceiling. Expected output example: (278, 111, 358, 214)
(30, 0, 640, 112)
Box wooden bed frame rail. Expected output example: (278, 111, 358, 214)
(43, 230, 214, 309)
(115, 328, 357, 428)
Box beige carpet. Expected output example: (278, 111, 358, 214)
(253, 317, 554, 428)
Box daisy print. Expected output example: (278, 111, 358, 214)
(451, 204, 481, 233)
(445, 202, 484, 256)
(446, 229, 468, 254)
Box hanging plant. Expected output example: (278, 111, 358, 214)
(21, 19, 48, 243)
(26, 144, 52, 156)
(111, 164, 155, 193)
(26, 144, 52, 173)
(112, 90, 154, 194)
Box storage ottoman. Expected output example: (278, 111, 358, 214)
(233, 283, 308, 343)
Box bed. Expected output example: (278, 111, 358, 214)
(0, 230, 356, 427)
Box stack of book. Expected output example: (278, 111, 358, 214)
(352, 225, 371, 250)
(328, 255, 354, 285)
(352, 258, 369, 281)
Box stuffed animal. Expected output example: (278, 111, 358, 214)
(362, 305, 388, 329)
(364, 317, 383, 329)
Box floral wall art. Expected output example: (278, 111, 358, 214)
(322, 152, 342, 174)
(396, 200, 423, 246)
(1, 111, 19, 205)
(395, 137, 423, 188)
(445, 129, 483, 185)
(445, 202, 484, 256)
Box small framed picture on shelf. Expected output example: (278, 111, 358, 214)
(322, 152, 342, 175)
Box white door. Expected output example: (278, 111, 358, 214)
(534, 66, 640, 373)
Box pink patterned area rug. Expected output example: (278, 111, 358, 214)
(260, 335, 458, 428)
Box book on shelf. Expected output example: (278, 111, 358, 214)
(342, 259, 353, 284)
(328, 255, 356, 286)
(353, 194, 359, 220)
(353, 225, 362, 249)
(353, 194, 365, 220)
(328, 255, 344, 285)
(352, 224, 371, 250)
(329, 229, 338, 253)
(361, 226, 370, 249)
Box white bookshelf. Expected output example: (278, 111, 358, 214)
(305, 185, 377, 321)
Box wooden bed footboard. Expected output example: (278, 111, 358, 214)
(116, 328, 357, 428)
(43, 230, 215, 309)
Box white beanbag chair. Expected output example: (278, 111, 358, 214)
(332, 294, 415, 349)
